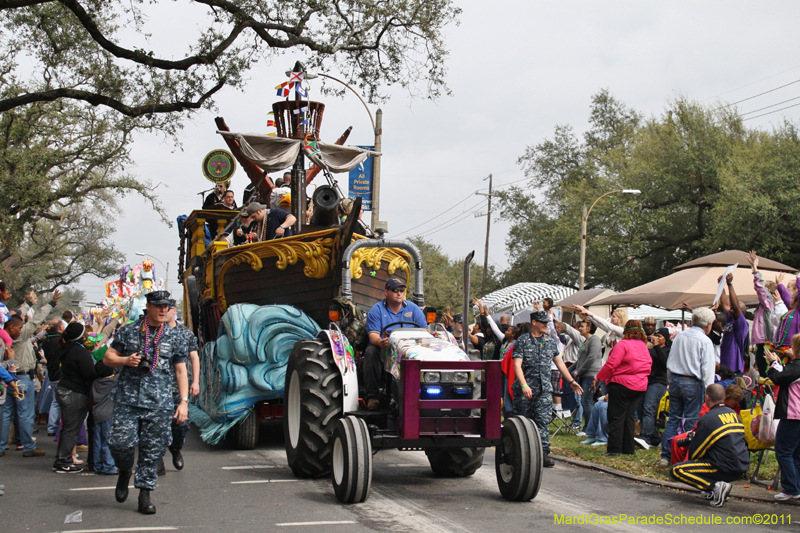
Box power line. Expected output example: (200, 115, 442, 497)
(392, 190, 476, 237)
(741, 95, 800, 116)
(412, 200, 486, 239)
(722, 78, 800, 108)
(743, 101, 800, 121)
(704, 64, 800, 101)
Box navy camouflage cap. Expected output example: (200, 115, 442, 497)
(530, 310, 549, 324)
(145, 290, 171, 305)
(453, 313, 463, 323)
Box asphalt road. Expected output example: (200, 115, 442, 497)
(1, 421, 796, 533)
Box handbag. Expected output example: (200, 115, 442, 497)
(741, 390, 771, 451)
(758, 393, 778, 444)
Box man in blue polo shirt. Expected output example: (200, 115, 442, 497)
(364, 277, 427, 410)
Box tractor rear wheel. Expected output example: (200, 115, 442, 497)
(284, 337, 343, 478)
(331, 415, 372, 503)
(496, 416, 543, 501)
(425, 447, 485, 477)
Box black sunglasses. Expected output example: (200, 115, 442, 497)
(387, 287, 405, 293)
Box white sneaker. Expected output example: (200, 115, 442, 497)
(576, 431, 588, 437)
(774, 492, 800, 501)
(633, 437, 650, 450)
(580, 438, 596, 445)
(659, 458, 669, 467)
(711, 481, 732, 507)
(591, 440, 607, 446)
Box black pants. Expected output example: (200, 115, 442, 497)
(670, 460, 741, 490)
(363, 344, 385, 400)
(55, 386, 90, 466)
(755, 343, 767, 377)
(606, 382, 644, 455)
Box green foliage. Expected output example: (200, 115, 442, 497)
(406, 236, 501, 317)
(0, 98, 152, 291)
(0, 0, 461, 118)
(499, 90, 800, 291)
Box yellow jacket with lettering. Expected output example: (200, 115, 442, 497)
(687, 404, 750, 473)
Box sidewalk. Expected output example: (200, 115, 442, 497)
(551, 453, 800, 506)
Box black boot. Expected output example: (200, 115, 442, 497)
(115, 469, 132, 503)
(157, 459, 166, 476)
(542, 453, 555, 468)
(171, 449, 184, 471)
(138, 488, 156, 515)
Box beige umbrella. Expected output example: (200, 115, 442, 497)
(590, 266, 793, 310)
(673, 250, 797, 272)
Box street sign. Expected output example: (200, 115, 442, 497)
(348, 146, 374, 211)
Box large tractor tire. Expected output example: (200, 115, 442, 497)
(284, 337, 343, 478)
(425, 447, 486, 477)
(331, 416, 372, 503)
(228, 409, 259, 450)
(496, 416, 543, 501)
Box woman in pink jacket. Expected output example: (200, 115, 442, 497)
(594, 320, 652, 456)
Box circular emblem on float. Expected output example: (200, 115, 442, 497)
(202, 149, 237, 183)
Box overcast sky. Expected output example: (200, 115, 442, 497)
(74, 0, 800, 303)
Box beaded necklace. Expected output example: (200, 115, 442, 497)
(142, 321, 165, 372)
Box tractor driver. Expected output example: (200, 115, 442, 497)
(364, 277, 427, 411)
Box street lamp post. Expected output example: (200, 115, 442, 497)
(579, 189, 641, 290)
(135, 252, 170, 292)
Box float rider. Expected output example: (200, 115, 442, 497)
(364, 278, 427, 411)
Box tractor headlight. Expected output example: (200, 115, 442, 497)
(423, 372, 440, 383)
(453, 371, 470, 383)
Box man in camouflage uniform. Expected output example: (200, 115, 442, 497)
(103, 291, 189, 515)
(165, 300, 200, 471)
(512, 310, 583, 467)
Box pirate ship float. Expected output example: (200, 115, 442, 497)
(179, 64, 414, 446)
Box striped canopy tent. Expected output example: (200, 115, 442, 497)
(481, 283, 576, 315)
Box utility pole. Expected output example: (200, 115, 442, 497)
(474, 174, 493, 292)
(370, 109, 383, 232)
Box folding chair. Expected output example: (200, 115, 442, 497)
(750, 448, 781, 490)
(550, 379, 580, 437)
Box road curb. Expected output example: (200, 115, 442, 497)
(549, 454, 800, 506)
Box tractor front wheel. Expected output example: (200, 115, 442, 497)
(496, 416, 543, 501)
(331, 416, 372, 503)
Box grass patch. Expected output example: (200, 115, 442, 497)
(549, 429, 779, 483)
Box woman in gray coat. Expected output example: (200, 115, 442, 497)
(570, 320, 603, 429)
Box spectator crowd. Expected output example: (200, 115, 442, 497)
(447, 251, 800, 508)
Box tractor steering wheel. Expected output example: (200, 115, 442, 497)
(381, 321, 427, 337)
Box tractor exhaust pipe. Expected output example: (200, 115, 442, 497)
(463, 251, 475, 352)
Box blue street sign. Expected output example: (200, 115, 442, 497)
(348, 146, 374, 211)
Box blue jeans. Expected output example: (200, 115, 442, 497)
(47, 380, 61, 434)
(0, 375, 36, 452)
(92, 420, 117, 474)
(639, 382, 667, 446)
(660, 375, 704, 461)
(586, 401, 608, 442)
(775, 419, 800, 496)
(579, 376, 595, 428)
